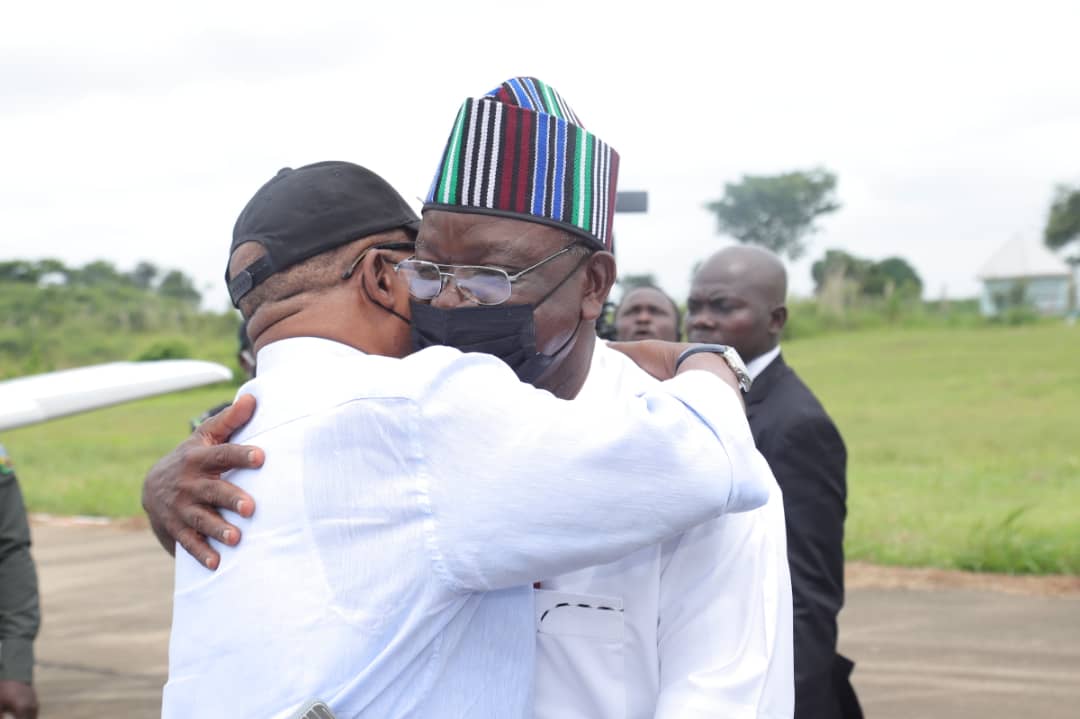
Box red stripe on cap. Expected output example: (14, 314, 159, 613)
(498, 105, 519, 210)
(494, 86, 516, 104)
(514, 108, 533, 213)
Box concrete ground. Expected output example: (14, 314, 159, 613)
(27, 519, 1080, 718)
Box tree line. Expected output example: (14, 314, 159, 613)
(0, 259, 202, 305)
(0, 259, 237, 378)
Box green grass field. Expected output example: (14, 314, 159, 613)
(786, 323, 1080, 574)
(5, 385, 233, 518)
(4, 323, 1078, 574)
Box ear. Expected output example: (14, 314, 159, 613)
(580, 251, 617, 322)
(769, 304, 788, 337)
(352, 249, 395, 304)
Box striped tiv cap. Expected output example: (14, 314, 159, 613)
(424, 77, 620, 252)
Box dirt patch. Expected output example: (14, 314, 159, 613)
(846, 561, 1080, 598)
(28, 515, 1080, 598)
(31, 513, 150, 531)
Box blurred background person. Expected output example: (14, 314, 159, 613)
(688, 245, 861, 719)
(235, 319, 256, 379)
(613, 284, 682, 341)
(190, 320, 255, 431)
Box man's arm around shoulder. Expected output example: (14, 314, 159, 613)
(414, 346, 772, 593)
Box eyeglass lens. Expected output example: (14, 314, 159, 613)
(398, 260, 512, 305)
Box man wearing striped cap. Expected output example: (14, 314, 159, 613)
(404, 77, 794, 718)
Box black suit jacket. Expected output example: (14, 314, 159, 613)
(745, 354, 861, 719)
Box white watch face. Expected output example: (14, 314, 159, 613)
(721, 347, 747, 372)
(679, 344, 752, 391)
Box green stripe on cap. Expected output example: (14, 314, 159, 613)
(439, 102, 469, 204)
(540, 82, 563, 121)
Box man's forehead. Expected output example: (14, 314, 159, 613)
(416, 211, 564, 265)
(691, 256, 761, 294)
(621, 287, 673, 309)
(689, 273, 738, 297)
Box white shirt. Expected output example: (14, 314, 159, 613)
(164, 337, 772, 719)
(746, 345, 782, 382)
(534, 340, 794, 718)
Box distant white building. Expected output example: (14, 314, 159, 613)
(978, 238, 1074, 317)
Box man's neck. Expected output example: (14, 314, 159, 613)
(251, 304, 400, 360)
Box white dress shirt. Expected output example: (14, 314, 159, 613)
(164, 337, 771, 719)
(534, 340, 794, 718)
(746, 345, 782, 382)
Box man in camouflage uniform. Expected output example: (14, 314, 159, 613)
(0, 443, 40, 718)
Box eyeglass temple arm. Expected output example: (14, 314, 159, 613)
(505, 245, 578, 282)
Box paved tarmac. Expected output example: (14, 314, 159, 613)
(26, 520, 1080, 718)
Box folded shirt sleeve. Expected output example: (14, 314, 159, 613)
(413, 348, 772, 592)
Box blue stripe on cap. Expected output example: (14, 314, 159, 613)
(508, 78, 534, 111)
(532, 112, 549, 216)
(552, 118, 566, 221)
(523, 77, 544, 111)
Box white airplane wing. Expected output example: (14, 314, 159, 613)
(0, 360, 233, 432)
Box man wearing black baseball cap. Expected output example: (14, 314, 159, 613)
(159, 160, 773, 717)
(224, 161, 421, 309)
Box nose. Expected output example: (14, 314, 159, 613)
(689, 310, 715, 331)
(430, 275, 470, 309)
(634, 309, 652, 325)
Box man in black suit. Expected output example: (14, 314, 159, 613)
(687, 245, 861, 719)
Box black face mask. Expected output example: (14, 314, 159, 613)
(411, 300, 582, 385)
(409, 254, 588, 386)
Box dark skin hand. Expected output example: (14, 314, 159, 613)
(0, 680, 38, 719)
(142, 394, 264, 570)
(607, 340, 743, 402)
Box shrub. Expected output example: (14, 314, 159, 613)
(135, 340, 192, 361)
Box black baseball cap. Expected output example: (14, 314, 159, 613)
(226, 160, 421, 307)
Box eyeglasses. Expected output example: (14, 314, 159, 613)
(341, 241, 417, 280)
(395, 243, 585, 305)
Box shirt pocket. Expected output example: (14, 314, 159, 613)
(533, 589, 625, 719)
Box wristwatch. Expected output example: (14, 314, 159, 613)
(675, 344, 753, 392)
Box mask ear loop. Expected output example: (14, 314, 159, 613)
(534, 249, 592, 308)
(524, 250, 593, 365)
(539, 309, 583, 361)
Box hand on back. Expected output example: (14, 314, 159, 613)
(142, 395, 264, 569)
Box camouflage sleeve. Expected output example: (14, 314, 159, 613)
(190, 401, 232, 432)
(0, 446, 40, 684)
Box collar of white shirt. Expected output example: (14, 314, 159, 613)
(745, 345, 781, 382)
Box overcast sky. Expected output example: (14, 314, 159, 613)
(4, 0, 1078, 310)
